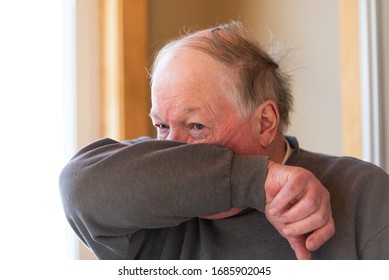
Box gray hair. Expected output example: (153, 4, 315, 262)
(150, 21, 293, 130)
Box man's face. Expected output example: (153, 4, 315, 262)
(150, 48, 262, 155)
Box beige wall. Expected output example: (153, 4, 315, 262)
(148, 0, 244, 58)
(245, 0, 342, 156)
(76, 0, 101, 149)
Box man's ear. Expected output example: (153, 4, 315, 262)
(255, 100, 280, 148)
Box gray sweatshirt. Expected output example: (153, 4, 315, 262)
(59, 136, 389, 259)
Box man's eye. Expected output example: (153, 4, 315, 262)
(193, 123, 205, 130)
(189, 123, 210, 140)
(155, 124, 169, 130)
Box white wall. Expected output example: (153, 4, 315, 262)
(246, 0, 342, 156)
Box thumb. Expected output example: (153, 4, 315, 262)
(265, 161, 284, 202)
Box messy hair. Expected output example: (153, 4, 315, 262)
(150, 21, 294, 130)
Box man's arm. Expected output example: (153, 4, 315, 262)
(59, 138, 334, 259)
(59, 138, 267, 258)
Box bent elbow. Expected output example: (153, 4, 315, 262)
(59, 158, 92, 220)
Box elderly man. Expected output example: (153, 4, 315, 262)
(60, 22, 389, 259)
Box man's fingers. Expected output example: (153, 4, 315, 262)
(283, 215, 335, 252)
(279, 190, 331, 235)
(266, 180, 305, 216)
(281, 210, 328, 237)
(305, 217, 336, 251)
(266, 164, 318, 217)
(267, 166, 331, 225)
(279, 189, 324, 223)
(287, 236, 312, 260)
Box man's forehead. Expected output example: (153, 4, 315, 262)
(150, 105, 203, 118)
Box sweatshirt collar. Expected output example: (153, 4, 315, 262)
(282, 138, 294, 164)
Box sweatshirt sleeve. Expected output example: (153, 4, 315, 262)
(59, 138, 267, 257)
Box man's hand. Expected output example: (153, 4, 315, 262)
(265, 161, 335, 260)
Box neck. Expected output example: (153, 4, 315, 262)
(267, 131, 286, 164)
